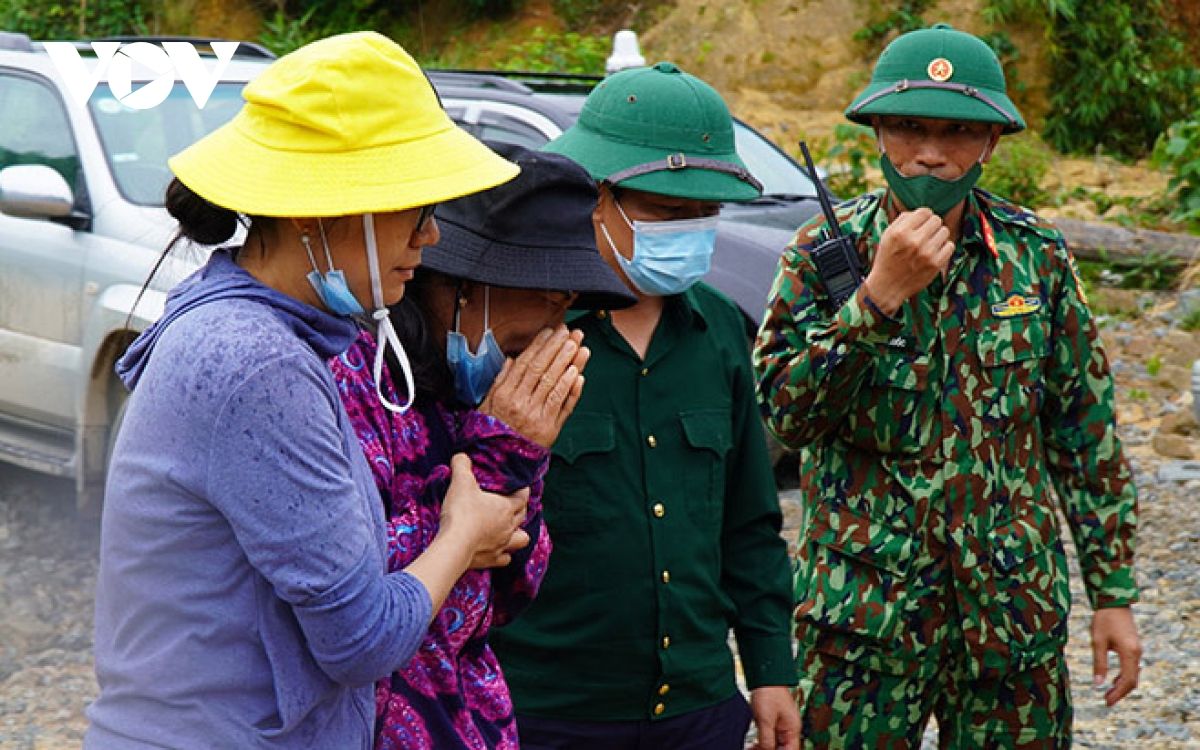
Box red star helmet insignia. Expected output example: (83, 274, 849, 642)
(927, 57, 954, 82)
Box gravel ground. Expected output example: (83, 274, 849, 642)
(0, 295, 1196, 749)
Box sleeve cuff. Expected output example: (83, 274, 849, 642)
(737, 634, 797, 689)
(1088, 567, 1139, 609)
(461, 409, 550, 462)
(834, 285, 904, 350)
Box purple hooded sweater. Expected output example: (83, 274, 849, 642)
(85, 250, 432, 749)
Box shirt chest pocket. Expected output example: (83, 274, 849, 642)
(841, 350, 933, 457)
(546, 412, 616, 533)
(975, 313, 1051, 427)
(679, 409, 732, 526)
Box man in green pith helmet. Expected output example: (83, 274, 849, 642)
(754, 23, 1141, 748)
(491, 62, 800, 750)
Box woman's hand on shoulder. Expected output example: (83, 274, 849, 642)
(479, 326, 589, 448)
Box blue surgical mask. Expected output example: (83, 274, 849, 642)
(446, 285, 506, 406)
(302, 220, 365, 316)
(301, 215, 415, 414)
(600, 199, 718, 296)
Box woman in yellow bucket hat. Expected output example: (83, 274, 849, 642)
(86, 32, 527, 750)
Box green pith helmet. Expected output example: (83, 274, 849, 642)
(846, 23, 1026, 133)
(543, 62, 763, 202)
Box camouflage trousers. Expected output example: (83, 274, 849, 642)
(795, 630, 1072, 749)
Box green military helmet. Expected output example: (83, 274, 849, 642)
(846, 23, 1026, 133)
(544, 61, 763, 202)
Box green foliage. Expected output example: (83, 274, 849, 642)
(985, 0, 1198, 159)
(257, 0, 382, 57)
(1120, 252, 1182, 291)
(812, 123, 876, 198)
(463, 0, 519, 18)
(978, 132, 1051, 208)
(0, 0, 147, 39)
(497, 27, 607, 75)
(1075, 253, 1183, 294)
(551, 0, 600, 28)
(258, 8, 323, 57)
(1147, 353, 1163, 377)
(853, 0, 935, 52)
(1180, 308, 1200, 332)
(1151, 115, 1200, 231)
(1127, 387, 1149, 401)
(1051, 185, 1183, 232)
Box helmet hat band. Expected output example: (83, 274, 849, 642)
(604, 153, 764, 192)
(849, 79, 1019, 129)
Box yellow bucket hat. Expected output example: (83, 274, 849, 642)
(168, 31, 518, 217)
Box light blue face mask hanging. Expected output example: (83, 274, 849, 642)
(302, 220, 365, 316)
(446, 285, 506, 406)
(300, 215, 415, 413)
(599, 199, 719, 296)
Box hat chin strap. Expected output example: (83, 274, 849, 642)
(362, 213, 415, 414)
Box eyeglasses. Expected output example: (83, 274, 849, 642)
(415, 203, 438, 232)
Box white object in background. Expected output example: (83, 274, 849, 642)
(606, 30, 646, 74)
(1192, 359, 1200, 423)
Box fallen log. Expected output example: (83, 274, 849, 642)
(1055, 218, 1200, 267)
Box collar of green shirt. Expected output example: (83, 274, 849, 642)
(566, 287, 711, 331)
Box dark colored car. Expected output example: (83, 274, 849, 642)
(427, 69, 825, 330)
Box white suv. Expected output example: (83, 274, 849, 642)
(0, 34, 272, 513)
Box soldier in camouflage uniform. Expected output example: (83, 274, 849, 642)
(753, 24, 1141, 748)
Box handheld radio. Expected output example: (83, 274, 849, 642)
(799, 142, 863, 308)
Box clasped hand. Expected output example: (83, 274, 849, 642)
(480, 326, 590, 448)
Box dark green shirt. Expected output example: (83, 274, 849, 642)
(491, 283, 795, 722)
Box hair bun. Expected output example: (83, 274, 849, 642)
(165, 178, 238, 245)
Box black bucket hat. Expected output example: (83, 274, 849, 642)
(422, 141, 637, 310)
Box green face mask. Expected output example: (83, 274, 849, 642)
(880, 154, 981, 216)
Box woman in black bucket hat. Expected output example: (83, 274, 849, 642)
(328, 141, 634, 750)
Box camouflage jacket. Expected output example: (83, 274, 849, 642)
(753, 188, 1137, 678)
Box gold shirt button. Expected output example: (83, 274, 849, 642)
(640, 367, 650, 376)
(647, 435, 657, 448)
(654, 703, 666, 716)
(597, 310, 608, 319)
(661, 636, 671, 649)
(661, 570, 670, 583)
(659, 683, 671, 696)
(652, 503, 665, 518)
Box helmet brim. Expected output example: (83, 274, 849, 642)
(846, 84, 1026, 134)
(544, 122, 762, 203)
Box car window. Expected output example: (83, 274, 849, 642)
(0, 72, 81, 194)
(88, 82, 245, 206)
(445, 104, 555, 151)
(472, 111, 550, 150)
(732, 123, 817, 198)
